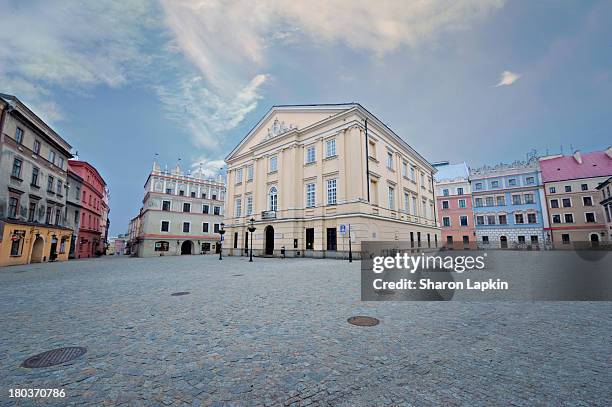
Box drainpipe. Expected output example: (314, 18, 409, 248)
(364, 118, 370, 203)
(431, 170, 437, 224)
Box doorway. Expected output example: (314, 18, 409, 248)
(264, 225, 274, 255)
(31, 236, 44, 263)
(590, 233, 600, 247)
(181, 240, 193, 255)
(500, 235, 508, 248)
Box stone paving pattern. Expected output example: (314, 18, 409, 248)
(0, 254, 610, 406)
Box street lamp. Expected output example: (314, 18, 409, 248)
(248, 218, 256, 262)
(218, 222, 225, 260)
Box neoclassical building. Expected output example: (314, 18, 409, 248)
(128, 162, 226, 257)
(223, 103, 440, 258)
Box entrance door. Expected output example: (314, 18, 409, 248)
(264, 226, 274, 255)
(49, 238, 58, 262)
(326, 228, 337, 251)
(181, 240, 193, 255)
(590, 233, 600, 247)
(500, 236, 508, 248)
(31, 236, 44, 263)
(306, 228, 314, 250)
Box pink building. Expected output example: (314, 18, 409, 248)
(434, 162, 476, 248)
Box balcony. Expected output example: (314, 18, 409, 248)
(261, 211, 276, 220)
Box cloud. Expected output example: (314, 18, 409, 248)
(494, 70, 521, 87)
(189, 155, 226, 177)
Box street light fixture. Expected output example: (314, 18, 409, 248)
(248, 217, 256, 262)
(218, 222, 225, 260)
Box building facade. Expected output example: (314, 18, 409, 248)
(540, 149, 612, 247)
(433, 162, 475, 248)
(223, 104, 440, 258)
(470, 158, 548, 248)
(68, 160, 107, 258)
(128, 162, 225, 257)
(596, 176, 612, 243)
(0, 93, 74, 266)
(65, 169, 83, 259)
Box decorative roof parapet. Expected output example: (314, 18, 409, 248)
(470, 157, 540, 178)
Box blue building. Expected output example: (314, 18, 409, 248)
(469, 158, 549, 248)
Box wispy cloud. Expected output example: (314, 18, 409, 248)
(494, 70, 521, 87)
(189, 155, 226, 178)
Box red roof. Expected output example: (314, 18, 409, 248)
(540, 151, 612, 182)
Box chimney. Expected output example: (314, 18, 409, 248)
(573, 150, 582, 164)
(605, 146, 612, 159)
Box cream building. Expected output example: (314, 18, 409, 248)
(223, 103, 440, 258)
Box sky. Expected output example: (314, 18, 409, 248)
(1, 0, 611, 236)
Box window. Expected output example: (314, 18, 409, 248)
(11, 158, 22, 178)
(402, 161, 408, 177)
(202, 222, 209, 233)
(474, 197, 483, 207)
(420, 172, 425, 187)
(269, 155, 278, 172)
(476, 216, 484, 225)
(15, 127, 24, 143)
(47, 175, 54, 192)
(33, 140, 41, 154)
(564, 185, 571, 192)
(48, 150, 56, 164)
(458, 199, 466, 208)
(10, 235, 23, 256)
(515, 214, 524, 224)
(583, 196, 593, 206)
(475, 182, 483, 190)
(549, 186, 556, 193)
(487, 215, 496, 225)
(550, 199, 559, 208)
(8, 197, 19, 218)
(531, 235, 539, 244)
(508, 178, 516, 186)
(581, 183, 588, 191)
(166, 188, 172, 194)
(491, 180, 499, 188)
(386, 152, 393, 169)
(552, 214, 561, 224)
(269, 186, 278, 211)
(518, 236, 526, 244)
(564, 213, 574, 223)
(442, 200, 449, 210)
(214, 223, 220, 233)
(562, 198, 571, 208)
(404, 193, 410, 213)
(326, 228, 337, 251)
(57, 180, 63, 195)
(182, 222, 190, 233)
(235, 168, 243, 184)
(527, 213, 537, 224)
(46, 207, 52, 224)
(213, 206, 220, 215)
(234, 198, 242, 218)
(202, 204, 209, 214)
(58, 157, 64, 169)
(562, 234, 570, 244)
(55, 209, 61, 225)
(74, 210, 79, 225)
(179, 190, 184, 196)
(525, 177, 535, 185)
(512, 195, 521, 205)
(327, 179, 337, 205)
(485, 197, 494, 207)
(412, 196, 417, 216)
(306, 183, 316, 208)
(410, 166, 416, 181)
(524, 194, 534, 204)
(162, 201, 171, 211)
(460, 216, 468, 226)
(325, 139, 336, 158)
(247, 165, 254, 181)
(305, 145, 316, 164)
(388, 186, 395, 210)
(442, 217, 451, 227)
(496, 196, 505, 206)
(28, 202, 36, 222)
(31, 167, 39, 186)
(190, 191, 196, 198)
(498, 214, 507, 225)
(482, 236, 489, 244)
(246, 195, 253, 215)
(442, 189, 449, 196)
(183, 202, 191, 212)
(155, 241, 169, 252)
(585, 212, 595, 223)
(457, 187, 464, 195)
(212, 193, 217, 200)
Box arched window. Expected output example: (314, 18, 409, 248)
(269, 186, 278, 212)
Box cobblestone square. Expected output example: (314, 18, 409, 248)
(0, 255, 610, 406)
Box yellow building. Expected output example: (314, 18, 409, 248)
(0, 93, 74, 266)
(223, 103, 440, 258)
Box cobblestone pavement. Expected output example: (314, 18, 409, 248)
(0, 255, 610, 406)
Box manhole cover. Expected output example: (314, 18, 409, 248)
(22, 347, 87, 368)
(347, 316, 380, 327)
(171, 291, 190, 296)
(232, 274, 243, 277)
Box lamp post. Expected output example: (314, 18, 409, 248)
(218, 222, 225, 260)
(348, 224, 352, 263)
(248, 217, 256, 262)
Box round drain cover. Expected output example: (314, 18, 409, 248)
(22, 347, 87, 368)
(171, 291, 190, 296)
(347, 316, 380, 327)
